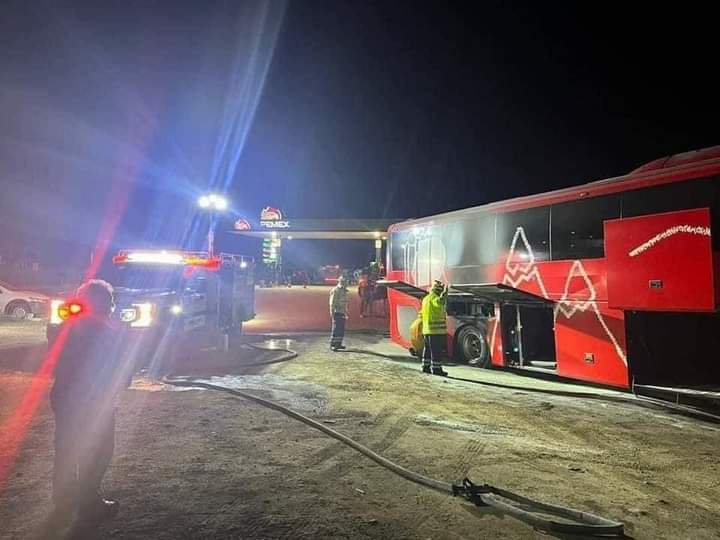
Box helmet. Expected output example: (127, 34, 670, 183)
(431, 280, 444, 295)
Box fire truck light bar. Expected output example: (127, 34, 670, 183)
(113, 251, 184, 265)
(112, 250, 220, 268)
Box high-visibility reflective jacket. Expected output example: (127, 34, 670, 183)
(421, 290, 447, 335)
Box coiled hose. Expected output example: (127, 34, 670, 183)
(162, 341, 624, 537)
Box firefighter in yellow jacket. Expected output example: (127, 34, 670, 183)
(421, 279, 449, 376)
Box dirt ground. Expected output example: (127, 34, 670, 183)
(1, 327, 719, 539)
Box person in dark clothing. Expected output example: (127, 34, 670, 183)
(328, 276, 349, 351)
(50, 279, 132, 522)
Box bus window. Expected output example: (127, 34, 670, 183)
(622, 176, 720, 248)
(551, 194, 620, 260)
(443, 215, 496, 266)
(496, 207, 550, 262)
(390, 231, 409, 271)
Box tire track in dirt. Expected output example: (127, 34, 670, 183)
(303, 405, 395, 468)
(272, 404, 416, 538)
(310, 407, 415, 481)
(408, 433, 488, 536)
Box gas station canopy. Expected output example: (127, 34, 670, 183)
(229, 218, 400, 240)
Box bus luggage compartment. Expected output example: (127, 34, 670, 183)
(604, 208, 715, 312)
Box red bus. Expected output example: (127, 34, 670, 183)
(383, 146, 720, 390)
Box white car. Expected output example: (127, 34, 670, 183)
(0, 280, 50, 319)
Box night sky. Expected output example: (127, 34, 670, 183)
(0, 0, 716, 266)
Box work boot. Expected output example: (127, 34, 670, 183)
(335, 345, 346, 350)
(421, 365, 431, 374)
(78, 498, 119, 522)
(431, 367, 448, 377)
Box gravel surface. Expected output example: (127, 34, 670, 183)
(1, 333, 719, 539)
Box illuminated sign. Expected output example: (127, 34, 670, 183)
(262, 238, 279, 263)
(260, 206, 290, 229)
(234, 218, 251, 231)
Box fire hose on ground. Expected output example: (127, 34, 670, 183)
(162, 341, 625, 537)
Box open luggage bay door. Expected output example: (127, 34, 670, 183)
(604, 208, 715, 312)
(376, 280, 428, 300)
(448, 283, 553, 306)
(379, 280, 553, 305)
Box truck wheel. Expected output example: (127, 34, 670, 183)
(455, 325, 490, 368)
(6, 301, 31, 320)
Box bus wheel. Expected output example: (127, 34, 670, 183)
(455, 326, 489, 367)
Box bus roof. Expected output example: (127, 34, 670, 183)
(389, 145, 720, 232)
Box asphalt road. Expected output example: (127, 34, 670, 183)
(245, 285, 388, 335)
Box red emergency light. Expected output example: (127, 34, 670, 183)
(57, 300, 85, 321)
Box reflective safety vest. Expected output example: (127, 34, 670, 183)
(421, 291, 447, 335)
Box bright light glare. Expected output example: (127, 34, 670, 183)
(199, 193, 228, 211)
(240, 261, 248, 269)
(131, 303, 154, 327)
(50, 299, 64, 325)
(373, 231, 381, 238)
(213, 196, 228, 210)
(69, 303, 83, 315)
(170, 304, 183, 315)
(127, 252, 184, 265)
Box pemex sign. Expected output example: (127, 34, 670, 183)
(233, 218, 252, 231)
(260, 206, 290, 229)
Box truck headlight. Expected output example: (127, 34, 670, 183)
(120, 308, 138, 323)
(130, 303, 155, 327)
(50, 299, 64, 325)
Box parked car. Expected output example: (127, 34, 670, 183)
(0, 280, 50, 319)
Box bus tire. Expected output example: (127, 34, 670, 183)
(454, 325, 490, 368)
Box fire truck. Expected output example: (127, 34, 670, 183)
(47, 250, 255, 365)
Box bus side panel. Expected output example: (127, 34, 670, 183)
(533, 259, 609, 303)
(554, 302, 629, 388)
(387, 287, 420, 350)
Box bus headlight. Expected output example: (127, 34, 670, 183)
(130, 303, 155, 327)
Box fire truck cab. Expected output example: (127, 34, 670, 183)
(47, 250, 255, 367)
